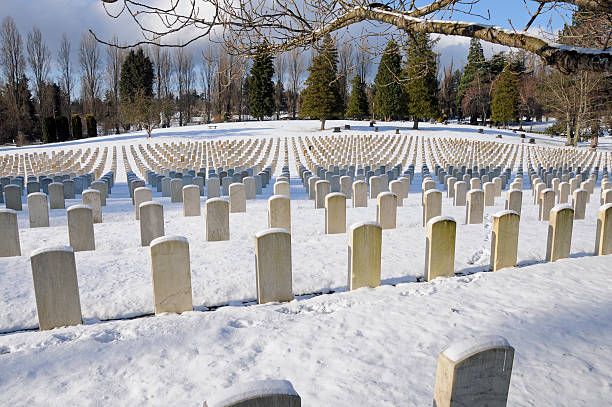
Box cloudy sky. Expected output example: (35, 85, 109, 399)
(1, 0, 571, 89)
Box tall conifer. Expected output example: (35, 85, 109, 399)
(404, 33, 439, 129)
(374, 40, 403, 121)
(345, 75, 369, 119)
(248, 46, 275, 120)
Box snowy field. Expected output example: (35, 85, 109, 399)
(0, 120, 611, 406)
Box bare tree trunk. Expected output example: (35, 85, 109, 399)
(320, 119, 325, 130)
(58, 33, 72, 121)
(26, 26, 50, 116)
(79, 33, 101, 116)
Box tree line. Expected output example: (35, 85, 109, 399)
(0, 6, 609, 146)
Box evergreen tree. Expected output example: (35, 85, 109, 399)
(55, 115, 69, 142)
(300, 35, 343, 130)
(491, 64, 520, 127)
(119, 48, 154, 100)
(404, 33, 439, 129)
(373, 40, 403, 121)
(345, 75, 369, 119)
(248, 46, 275, 120)
(71, 114, 82, 139)
(274, 79, 288, 119)
(456, 38, 485, 117)
(42, 116, 56, 143)
(86, 114, 97, 138)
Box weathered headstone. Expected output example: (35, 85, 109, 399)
(140, 201, 165, 246)
(433, 336, 514, 407)
(425, 216, 456, 281)
(490, 210, 520, 271)
(572, 188, 587, 220)
(504, 189, 522, 216)
(274, 181, 290, 197)
(229, 183, 246, 213)
(352, 180, 368, 207)
(67, 205, 95, 252)
(466, 189, 484, 224)
(0, 209, 21, 257)
(454, 181, 467, 206)
(423, 189, 442, 227)
(268, 195, 291, 232)
(28, 192, 50, 228)
(546, 204, 574, 262)
(183, 185, 201, 216)
(325, 192, 346, 234)
(594, 203, 612, 256)
(203, 380, 301, 407)
(48, 182, 65, 209)
(170, 178, 184, 203)
(254, 228, 293, 304)
(538, 188, 555, 221)
(377, 191, 397, 229)
(150, 235, 193, 314)
(206, 198, 230, 241)
(134, 187, 153, 220)
(207, 177, 221, 199)
(30, 246, 82, 331)
(315, 180, 330, 209)
(82, 189, 103, 223)
(348, 221, 382, 290)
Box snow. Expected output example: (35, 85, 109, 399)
(442, 335, 511, 362)
(0, 120, 611, 406)
(204, 379, 298, 407)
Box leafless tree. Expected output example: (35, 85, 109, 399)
(0, 16, 27, 135)
(338, 44, 354, 111)
(287, 48, 303, 119)
(274, 52, 285, 119)
(79, 33, 101, 115)
(355, 38, 370, 84)
(26, 26, 51, 113)
(174, 46, 194, 125)
(201, 43, 218, 123)
(97, 0, 612, 73)
(106, 34, 124, 133)
(57, 33, 73, 118)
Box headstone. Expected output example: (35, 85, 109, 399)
(229, 183, 246, 213)
(3, 185, 22, 211)
(206, 198, 230, 241)
(325, 192, 346, 234)
(558, 182, 570, 204)
(447, 177, 457, 198)
(594, 203, 612, 256)
(546, 204, 574, 262)
(454, 181, 467, 206)
(82, 189, 102, 223)
(182, 185, 201, 216)
(352, 180, 368, 208)
(572, 188, 587, 220)
(243, 176, 256, 199)
(389, 180, 404, 206)
(470, 178, 480, 190)
(134, 187, 153, 220)
(0, 209, 21, 257)
(254, 228, 293, 304)
(48, 182, 65, 209)
(504, 189, 522, 216)
(376, 192, 397, 230)
(308, 176, 320, 200)
(490, 210, 520, 271)
(274, 181, 290, 197)
(433, 336, 514, 407)
(91, 180, 107, 206)
(170, 178, 184, 203)
(140, 201, 165, 246)
(30, 246, 82, 331)
(67, 205, 95, 252)
(28, 192, 50, 228)
(348, 221, 382, 290)
(315, 180, 330, 209)
(207, 177, 221, 199)
(150, 235, 193, 314)
(425, 216, 456, 281)
(268, 195, 291, 232)
(483, 182, 495, 206)
(369, 176, 382, 199)
(423, 189, 442, 227)
(340, 176, 352, 199)
(222, 176, 232, 196)
(63, 179, 75, 199)
(203, 380, 300, 407)
(538, 188, 555, 221)
(466, 189, 484, 224)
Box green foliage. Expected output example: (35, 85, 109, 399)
(456, 38, 485, 110)
(86, 114, 97, 138)
(345, 75, 370, 119)
(55, 116, 70, 142)
(491, 66, 520, 125)
(404, 33, 440, 127)
(42, 116, 56, 144)
(71, 114, 82, 140)
(248, 47, 276, 120)
(119, 48, 154, 101)
(300, 35, 343, 129)
(374, 40, 403, 121)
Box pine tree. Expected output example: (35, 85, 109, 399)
(119, 48, 154, 100)
(374, 40, 403, 121)
(300, 35, 343, 130)
(248, 46, 275, 120)
(71, 114, 82, 139)
(491, 64, 520, 127)
(345, 75, 369, 119)
(456, 39, 485, 117)
(404, 33, 439, 129)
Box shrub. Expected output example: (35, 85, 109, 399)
(56, 116, 70, 142)
(71, 114, 83, 139)
(42, 116, 57, 144)
(86, 114, 97, 138)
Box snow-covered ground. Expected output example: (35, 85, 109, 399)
(1, 120, 611, 406)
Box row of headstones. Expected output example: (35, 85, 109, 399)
(142, 165, 277, 200)
(0, 171, 113, 212)
(22, 203, 612, 333)
(201, 334, 515, 407)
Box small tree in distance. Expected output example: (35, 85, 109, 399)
(248, 46, 275, 120)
